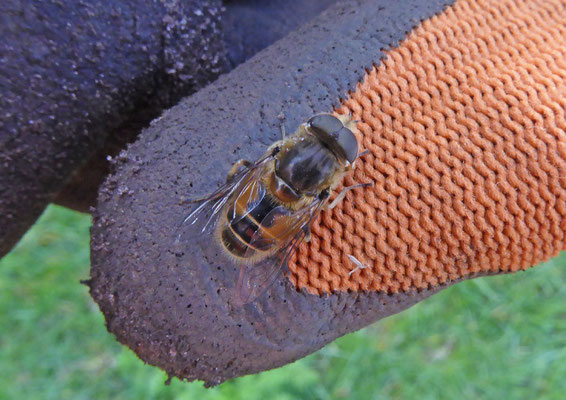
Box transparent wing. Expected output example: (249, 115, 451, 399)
(226, 177, 266, 227)
(175, 153, 273, 244)
(234, 194, 329, 304)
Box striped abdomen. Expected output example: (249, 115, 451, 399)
(220, 178, 293, 260)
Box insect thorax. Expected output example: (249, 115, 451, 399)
(275, 135, 339, 196)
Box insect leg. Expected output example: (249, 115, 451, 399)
(347, 254, 369, 276)
(328, 182, 373, 209)
(303, 225, 312, 243)
(277, 112, 286, 139)
(227, 159, 252, 183)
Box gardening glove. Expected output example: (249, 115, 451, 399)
(88, 0, 565, 386)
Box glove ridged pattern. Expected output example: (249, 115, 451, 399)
(289, 0, 566, 295)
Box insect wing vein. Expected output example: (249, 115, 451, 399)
(176, 155, 272, 243)
(235, 196, 328, 304)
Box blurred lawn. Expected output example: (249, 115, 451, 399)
(1, 205, 565, 400)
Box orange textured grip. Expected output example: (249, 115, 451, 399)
(289, 0, 566, 295)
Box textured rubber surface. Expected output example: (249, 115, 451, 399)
(54, 0, 338, 213)
(223, 0, 338, 68)
(89, 0, 455, 385)
(290, 0, 566, 295)
(0, 0, 226, 256)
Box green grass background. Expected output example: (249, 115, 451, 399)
(1, 205, 565, 400)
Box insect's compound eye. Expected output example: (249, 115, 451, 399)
(307, 114, 358, 164)
(308, 114, 343, 135)
(334, 127, 358, 164)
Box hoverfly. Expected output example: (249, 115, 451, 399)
(178, 113, 368, 304)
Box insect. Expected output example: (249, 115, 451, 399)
(178, 113, 369, 304)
